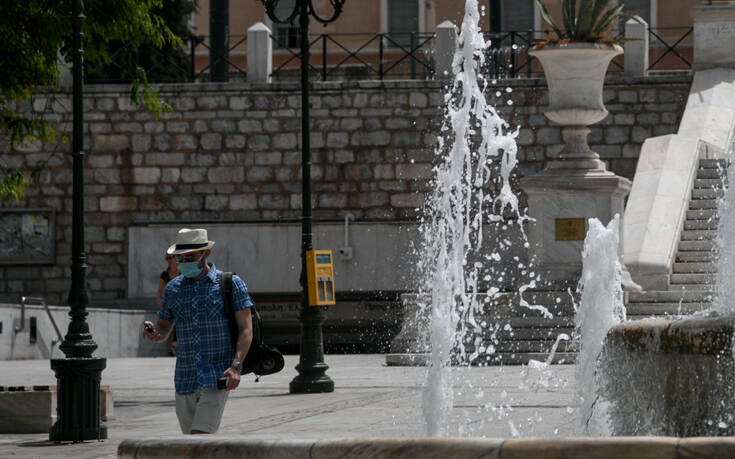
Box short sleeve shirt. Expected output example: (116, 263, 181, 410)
(158, 264, 253, 395)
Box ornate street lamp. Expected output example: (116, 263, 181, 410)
(49, 0, 107, 442)
(258, 0, 346, 394)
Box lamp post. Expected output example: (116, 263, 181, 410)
(49, 0, 107, 442)
(258, 0, 345, 394)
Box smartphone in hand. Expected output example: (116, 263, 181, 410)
(217, 376, 229, 390)
(143, 322, 154, 333)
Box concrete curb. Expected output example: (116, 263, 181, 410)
(118, 437, 735, 459)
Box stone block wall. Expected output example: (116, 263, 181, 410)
(0, 74, 691, 304)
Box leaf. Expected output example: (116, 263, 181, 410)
(575, 0, 598, 40)
(593, 4, 625, 37)
(590, 0, 612, 32)
(563, 0, 578, 36)
(536, 0, 565, 41)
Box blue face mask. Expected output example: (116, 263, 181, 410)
(178, 261, 204, 279)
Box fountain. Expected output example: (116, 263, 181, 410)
(414, 0, 735, 440)
(416, 0, 554, 437)
(598, 145, 735, 436)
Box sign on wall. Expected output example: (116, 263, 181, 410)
(0, 208, 55, 264)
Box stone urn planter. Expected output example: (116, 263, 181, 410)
(529, 43, 623, 171)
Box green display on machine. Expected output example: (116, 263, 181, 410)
(315, 253, 331, 264)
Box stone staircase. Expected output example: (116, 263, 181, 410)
(626, 158, 727, 318)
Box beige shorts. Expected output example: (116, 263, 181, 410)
(175, 388, 229, 434)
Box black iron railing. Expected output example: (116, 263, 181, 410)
(84, 27, 694, 84)
(483, 30, 538, 80)
(648, 27, 694, 71)
(270, 32, 436, 81)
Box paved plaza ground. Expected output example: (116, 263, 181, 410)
(0, 355, 579, 458)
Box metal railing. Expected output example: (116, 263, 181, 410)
(83, 26, 694, 84)
(648, 27, 694, 71)
(270, 32, 436, 81)
(16, 296, 64, 352)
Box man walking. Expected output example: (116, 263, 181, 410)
(144, 228, 254, 434)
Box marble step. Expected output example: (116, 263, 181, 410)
(385, 352, 578, 366)
(684, 219, 719, 230)
(473, 316, 574, 328)
(687, 209, 718, 220)
(625, 302, 710, 316)
(472, 339, 576, 354)
(666, 283, 716, 291)
(479, 352, 577, 365)
(689, 199, 718, 210)
(691, 188, 725, 200)
(672, 262, 717, 273)
(675, 251, 717, 262)
(488, 327, 575, 341)
(521, 291, 580, 305)
(694, 178, 726, 189)
(699, 159, 728, 169)
(678, 240, 717, 251)
(679, 230, 717, 241)
(697, 168, 726, 179)
(627, 290, 714, 303)
(670, 273, 716, 284)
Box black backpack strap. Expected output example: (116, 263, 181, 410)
(221, 271, 233, 317)
(221, 271, 262, 353)
(220, 271, 238, 349)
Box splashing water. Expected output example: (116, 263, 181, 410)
(713, 143, 735, 315)
(418, 0, 534, 437)
(576, 215, 626, 435)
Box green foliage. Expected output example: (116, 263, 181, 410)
(85, 0, 197, 83)
(131, 68, 173, 119)
(536, 0, 627, 44)
(0, 0, 186, 200)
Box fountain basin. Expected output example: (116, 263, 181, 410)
(118, 437, 735, 459)
(601, 316, 735, 436)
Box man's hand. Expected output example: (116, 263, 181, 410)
(222, 366, 241, 391)
(143, 320, 165, 342)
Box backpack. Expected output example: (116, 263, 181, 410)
(220, 272, 284, 379)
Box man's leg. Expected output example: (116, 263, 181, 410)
(174, 391, 198, 434)
(189, 388, 229, 434)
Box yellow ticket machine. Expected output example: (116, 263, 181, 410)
(306, 250, 336, 306)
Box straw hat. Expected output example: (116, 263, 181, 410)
(167, 228, 215, 255)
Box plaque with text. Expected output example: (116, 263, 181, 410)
(0, 208, 55, 264)
(555, 218, 586, 241)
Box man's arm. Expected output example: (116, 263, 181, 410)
(143, 318, 173, 342)
(223, 307, 253, 390)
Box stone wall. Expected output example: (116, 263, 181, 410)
(0, 74, 691, 304)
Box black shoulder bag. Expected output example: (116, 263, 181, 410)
(221, 272, 284, 379)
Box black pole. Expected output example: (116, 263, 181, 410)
(260, 0, 343, 394)
(289, 0, 334, 394)
(210, 0, 229, 81)
(50, 0, 107, 442)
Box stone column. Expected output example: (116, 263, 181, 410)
(624, 16, 649, 77)
(694, 1, 735, 69)
(434, 20, 457, 81)
(247, 22, 272, 84)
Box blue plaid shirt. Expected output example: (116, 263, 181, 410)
(158, 264, 253, 395)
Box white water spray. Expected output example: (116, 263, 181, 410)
(576, 215, 626, 435)
(419, 0, 525, 437)
(713, 145, 735, 315)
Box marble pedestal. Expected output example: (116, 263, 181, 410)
(520, 169, 632, 285)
